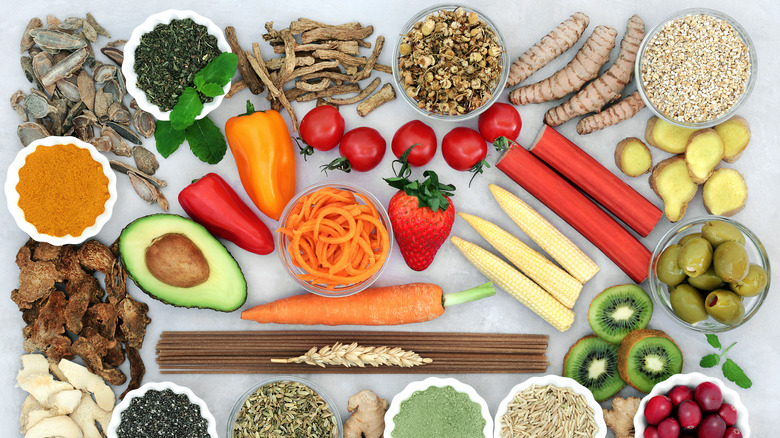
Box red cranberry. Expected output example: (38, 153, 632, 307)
(668, 385, 695, 406)
(723, 427, 742, 438)
(645, 426, 661, 438)
(698, 414, 726, 438)
(678, 399, 702, 430)
(645, 395, 674, 425)
(718, 404, 738, 426)
(658, 417, 681, 438)
(695, 382, 723, 412)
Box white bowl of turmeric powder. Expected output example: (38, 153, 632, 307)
(5, 136, 117, 245)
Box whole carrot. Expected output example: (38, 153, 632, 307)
(241, 282, 494, 326)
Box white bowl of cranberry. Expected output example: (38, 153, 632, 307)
(634, 372, 749, 438)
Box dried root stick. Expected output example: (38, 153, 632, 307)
(351, 35, 385, 82)
(326, 77, 380, 105)
(546, 15, 645, 126)
(576, 91, 645, 135)
(357, 83, 395, 117)
(506, 12, 590, 87)
(246, 44, 299, 131)
(509, 25, 617, 105)
(225, 26, 264, 95)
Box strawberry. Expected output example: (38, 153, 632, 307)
(385, 147, 455, 271)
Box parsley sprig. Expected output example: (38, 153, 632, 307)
(700, 334, 752, 389)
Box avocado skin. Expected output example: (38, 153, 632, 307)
(119, 214, 248, 312)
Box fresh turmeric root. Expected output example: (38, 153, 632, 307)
(509, 25, 617, 105)
(576, 91, 645, 134)
(545, 15, 645, 126)
(506, 12, 590, 87)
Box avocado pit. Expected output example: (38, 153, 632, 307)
(145, 233, 210, 288)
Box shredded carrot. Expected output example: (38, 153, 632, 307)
(278, 187, 389, 289)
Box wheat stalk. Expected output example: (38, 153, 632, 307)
(270, 342, 433, 368)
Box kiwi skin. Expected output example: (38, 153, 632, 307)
(563, 334, 626, 402)
(618, 329, 683, 393)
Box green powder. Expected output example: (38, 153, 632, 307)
(391, 385, 486, 438)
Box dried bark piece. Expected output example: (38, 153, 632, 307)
(100, 46, 123, 66)
(357, 83, 396, 117)
(72, 329, 125, 386)
(132, 145, 159, 175)
(22, 290, 74, 360)
(77, 240, 114, 273)
(85, 13, 110, 38)
(83, 303, 118, 341)
(63, 275, 101, 333)
(21, 18, 44, 54)
(119, 347, 145, 400)
(117, 297, 150, 349)
(326, 77, 380, 105)
(109, 160, 167, 187)
(224, 26, 264, 95)
(39, 47, 88, 87)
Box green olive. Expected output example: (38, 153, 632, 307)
(656, 244, 687, 286)
(701, 221, 746, 247)
(705, 289, 745, 325)
(713, 241, 750, 283)
(730, 264, 768, 297)
(677, 232, 703, 246)
(687, 266, 725, 291)
(678, 237, 713, 278)
(670, 284, 708, 324)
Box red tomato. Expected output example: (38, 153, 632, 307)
(339, 127, 386, 172)
(391, 120, 437, 167)
(299, 106, 345, 151)
(478, 102, 522, 144)
(441, 127, 487, 171)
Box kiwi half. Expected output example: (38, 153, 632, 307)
(618, 329, 683, 393)
(563, 335, 626, 401)
(588, 284, 653, 344)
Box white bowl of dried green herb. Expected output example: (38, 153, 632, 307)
(123, 9, 231, 121)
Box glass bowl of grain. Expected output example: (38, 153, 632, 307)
(493, 375, 607, 438)
(122, 9, 232, 120)
(393, 4, 510, 121)
(635, 8, 757, 129)
(227, 376, 342, 438)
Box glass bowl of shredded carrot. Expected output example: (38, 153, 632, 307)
(276, 181, 393, 297)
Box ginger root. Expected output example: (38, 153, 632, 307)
(645, 116, 695, 154)
(702, 168, 748, 217)
(714, 116, 750, 163)
(577, 91, 645, 135)
(615, 137, 652, 177)
(603, 396, 641, 438)
(649, 155, 698, 222)
(343, 389, 389, 438)
(684, 129, 724, 184)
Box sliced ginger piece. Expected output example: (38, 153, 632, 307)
(23, 415, 83, 438)
(615, 137, 652, 177)
(645, 116, 696, 153)
(685, 129, 724, 184)
(714, 116, 750, 163)
(650, 155, 698, 222)
(58, 358, 115, 412)
(703, 168, 748, 216)
(20, 395, 54, 433)
(70, 395, 112, 438)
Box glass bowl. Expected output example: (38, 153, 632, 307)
(493, 375, 606, 438)
(384, 377, 492, 438)
(392, 4, 510, 121)
(226, 376, 342, 438)
(649, 216, 770, 333)
(635, 8, 757, 129)
(122, 9, 231, 121)
(634, 372, 750, 437)
(276, 181, 392, 297)
(5, 136, 117, 245)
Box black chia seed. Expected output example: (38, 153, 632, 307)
(117, 388, 211, 438)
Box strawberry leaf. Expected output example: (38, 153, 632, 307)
(384, 147, 455, 212)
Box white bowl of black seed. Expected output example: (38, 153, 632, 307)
(122, 9, 232, 121)
(107, 381, 218, 438)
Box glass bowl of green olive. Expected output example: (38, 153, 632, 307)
(649, 216, 770, 332)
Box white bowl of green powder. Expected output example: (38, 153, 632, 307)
(384, 377, 492, 438)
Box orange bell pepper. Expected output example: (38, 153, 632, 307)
(225, 101, 296, 221)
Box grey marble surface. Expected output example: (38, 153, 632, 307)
(1, 1, 777, 436)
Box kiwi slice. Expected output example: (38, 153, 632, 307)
(588, 284, 653, 344)
(563, 335, 626, 402)
(618, 329, 683, 393)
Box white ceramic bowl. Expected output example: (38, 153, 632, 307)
(634, 372, 750, 437)
(5, 136, 117, 245)
(122, 9, 231, 120)
(106, 381, 217, 438)
(493, 375, 607, 438)
(384, 377, 493, 437)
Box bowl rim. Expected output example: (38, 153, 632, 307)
(492, 375, 607, 438)
(106, 380, 218, 438)
(5, 136, 118, 245)
(633, 372, 750, 436)
(384, 376, 493, 437)
(391, 3, 510, 121)
(634, 7, 757, 129)
(122, 9, 231, 121)
(648, 215, 770, 333)
(225, 375, 343, 438)
(275, 180, 393, 297)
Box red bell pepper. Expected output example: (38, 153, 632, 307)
(178, 173, 274, 255)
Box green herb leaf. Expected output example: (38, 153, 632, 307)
(154, 121, 186, 158)
(185, 117, 227, 164)
(723, 358, 752, 388)
(699, 353, 721, 368)
(170, 87, 203, 130)
(194, 52, 238, 91)
(706, 334, 722, 349)
(198, 82, 225, 98)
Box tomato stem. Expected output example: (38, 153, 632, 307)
(467, 159, 491, 187)
(320, 157, 352, 174)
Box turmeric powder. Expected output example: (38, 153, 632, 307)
(17, 143, 109, 237)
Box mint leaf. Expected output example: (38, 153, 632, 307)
(154, 121, 186, 158)
(706, 334, 722, 349)
(194, 52, 238, 90)
(198, 82, 225, 97)
(170, 87, 203, 130)
(723, 359, 752, 389)
(700, 353, 720, 368)
(185, 117, 226, 164)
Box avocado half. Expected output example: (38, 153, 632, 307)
(119, 214, 247, 311)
